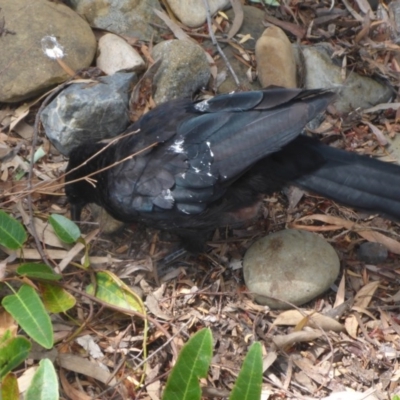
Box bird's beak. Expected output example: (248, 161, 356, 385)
(70, 203, 83, 222)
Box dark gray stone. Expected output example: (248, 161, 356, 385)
(41, 72, 137, 155)
(357, 242, 388, 264)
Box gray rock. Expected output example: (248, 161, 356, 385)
(357, 242, 388, 264)
(0, 0, 96, 103)
(165, 0, 230, 28)
(389, 0, 400, 38)
(243, 230, 340, 309)
(216, 6, 265, 93)
(301, 44, 392, 113)
(97, 33, 146, 75)
(67, 0, 163, 42)
(41, 72, 138, 156)
(225, 5, 266, 51)
(152, 40, 210, 104)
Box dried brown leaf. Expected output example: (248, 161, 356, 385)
(273, 310, 344, 332)
(58, 229, 99, 271)
(58, 353, 117, 386)
(145, 293, 172, 320)
(227, 0, 244, 39)
(263, 15, 306, 39)
(334, 273, 346, 308)
(272, 330, 322, 348)
(363, 120, 388, 145)
(353, 280, 380, 308)
(294, 214, 400, 254)
(59, 369, 93, 400)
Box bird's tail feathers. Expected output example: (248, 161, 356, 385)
(293, 138, 400, 220)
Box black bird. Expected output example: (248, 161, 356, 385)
(65, 87, 400, 251)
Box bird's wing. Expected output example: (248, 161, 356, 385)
(106, 88, 334, 216)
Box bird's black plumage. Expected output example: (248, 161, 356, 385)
(65, 87, 400, 251)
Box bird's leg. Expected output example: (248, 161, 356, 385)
(70, 203, 83, 222)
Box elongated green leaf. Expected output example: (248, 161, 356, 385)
(25, 359, 59, 400)
(2, 285, 53, 349)
(48, 214, 80, 244)
(86, 271, 144, 314)
(0, 210, 27, 250)
(163, 328, 213, 400)
(229, 342, 263, 400)
(1, 372, 19, 400)
(17, 263, 62, 281)
(40, 282, 76, 313)
(0, 336, 31, 379)
(0, 330, 12, 346)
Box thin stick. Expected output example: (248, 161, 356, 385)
(202, 0, 240, 88)
(0, 130, 145, 205)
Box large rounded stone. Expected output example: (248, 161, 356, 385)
(301, 44, 392, 113)
(165, 0, 230, 28)
(68, 0, 163, 42)
(243, 230, 340, 309)
(41, 72, 137, 155)
(255, 27, 297, 88)
(152, 40, 210, 104)
(0, 0, 96, 103)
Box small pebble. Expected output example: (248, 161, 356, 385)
(357, 242, 388, 264)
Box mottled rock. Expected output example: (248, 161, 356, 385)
(165, 0, 230, 28)
(0, 0, 96, 103)
(357, 242, 388, 264)
(301, 44, 392, 113)
(41, 72, 137, 155)
(97, 33, 146, 75)
(152, 40, 210, 104)
(68, 0, 163, 42)
(255, 27, 297, 88)
(243, 230, 340, 309)
(89, 204, 125, 234)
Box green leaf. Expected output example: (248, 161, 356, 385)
(48, 214, 80, 244)
(33, 146, 46, 164)
(163, 328, 213, 400)
(14, 169, 26, 181)
(0, 336, 31, 379)
(229, 342, 263, 400)
(25, 359, 59, 400)
(0, 210, 27, 250)
(17, 263, 62, 281)
(86, 271, 145, 314)
(1, 373, 19, 400)
(0, 330, 12, 346)
(2, 285, 53, 349)
(40, 282, 76, 313)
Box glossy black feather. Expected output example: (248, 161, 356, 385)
(65, 87, 400, 251)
